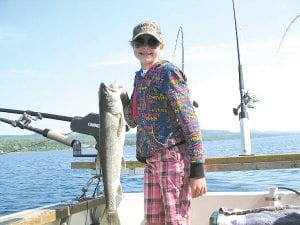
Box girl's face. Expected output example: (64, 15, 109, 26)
(132, 35, 164, 70)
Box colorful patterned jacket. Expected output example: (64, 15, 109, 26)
(123, 60, 204, 166)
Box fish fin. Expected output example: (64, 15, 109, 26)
(117, 115, 125, 137)
(96, 152, 101, 172)
(101, 209, 121, 225)
(117, 184, 123, 196)
(115, 184, 123, 208)
(121, 156, 126, 169)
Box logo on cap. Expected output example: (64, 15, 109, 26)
(132, 21, 163, 43)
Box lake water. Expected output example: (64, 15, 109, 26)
(0, 133, 300, 216)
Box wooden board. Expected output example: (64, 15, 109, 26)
(71, 153, 300, 172)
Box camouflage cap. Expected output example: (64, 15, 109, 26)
(132, 21, 163, 43)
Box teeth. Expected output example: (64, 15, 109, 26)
(138, 51, 152, 57)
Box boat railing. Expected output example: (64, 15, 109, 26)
(71, 152, 300, 173)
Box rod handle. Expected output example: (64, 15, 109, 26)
(44, 129, 74, 146)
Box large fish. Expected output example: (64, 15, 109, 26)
(99, 82, 125, 225)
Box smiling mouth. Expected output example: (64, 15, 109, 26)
(139, 52, 152, 56)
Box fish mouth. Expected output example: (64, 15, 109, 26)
(100, 82, 118, 92)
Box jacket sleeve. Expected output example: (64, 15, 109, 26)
(165, 67, 205, 167)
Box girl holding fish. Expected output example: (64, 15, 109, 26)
(121, 21, 207, 225)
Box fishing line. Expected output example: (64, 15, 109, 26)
(277, 14, 300, 53)
(92, 178, 101, 197)
(1, 131, 75, 154)
(27, 138, 56, 148)
(172, 26, 185, 72)
(278, 186, 300, 195)
(84, 201, 89, 225)
(26, 132, 74, 148)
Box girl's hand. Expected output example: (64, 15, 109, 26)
(189, 177, 207, 198)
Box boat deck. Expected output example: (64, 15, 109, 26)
(1, 189, 300, 225)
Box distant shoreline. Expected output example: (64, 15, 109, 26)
(0, 130, 299, 153)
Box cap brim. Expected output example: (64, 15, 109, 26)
(132, 32, 163, 43)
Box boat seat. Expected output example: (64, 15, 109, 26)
(209, 205, 300, 225)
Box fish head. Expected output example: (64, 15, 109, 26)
(99, 82, 123, 115)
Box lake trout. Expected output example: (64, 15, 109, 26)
(99, 82, 125, 225)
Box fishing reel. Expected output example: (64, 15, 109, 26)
(233, 90, 259, 116)
(13, 112, 42, 128)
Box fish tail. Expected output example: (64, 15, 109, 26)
(101, 209, 121, 225)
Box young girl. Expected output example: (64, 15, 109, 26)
(121, 21, 207, 225)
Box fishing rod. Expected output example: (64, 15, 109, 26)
(0, 107, 99, 136)
(0, 108, 100, 157)
(231, 0, 259, 155)
(277, 14, 300, 53)
(171, 27, 199, 108)
(172, 26, 184, 72)
(0, 108, 73, 122)
(0, 115, 81, 153)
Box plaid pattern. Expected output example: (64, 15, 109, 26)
(144, 143, 191, 225)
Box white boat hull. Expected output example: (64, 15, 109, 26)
(1, 188, 300, 225)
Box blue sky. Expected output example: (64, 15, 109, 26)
(1, 0, 300, 135)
